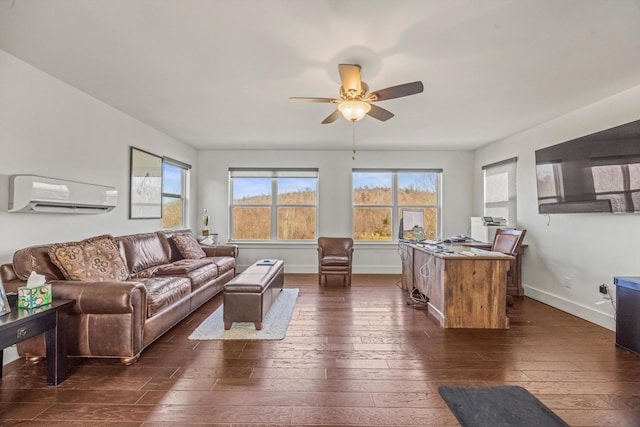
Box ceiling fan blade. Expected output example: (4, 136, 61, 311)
(369, 81, 424, 102)
(338, 64, 362, 95)
(321, 109, 342, 124)
(367, 104, 395, 121)
(289, 97, 335, 103)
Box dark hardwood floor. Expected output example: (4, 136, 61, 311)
(1, 274, 639, 426)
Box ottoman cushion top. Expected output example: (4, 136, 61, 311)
(224, 261, 283, 293)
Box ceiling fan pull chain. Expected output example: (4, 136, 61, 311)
(352, 120, 356, 160)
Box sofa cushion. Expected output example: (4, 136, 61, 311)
(184, 262, 219, 290)
(210, 256, 236, 276)
(129, 266, 158, 279)
(154, 259, 219, 291)
(154, 258, 214, 275)
(136, 276, 191, 318)
(12, 245, 65, 282)
(172, 233, 206, 259)
(49, 235, 128, 281)
(117, 232, 170, 275)
(156, 229, 192, 262)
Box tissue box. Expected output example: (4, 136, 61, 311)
(18, 284, 52, 309)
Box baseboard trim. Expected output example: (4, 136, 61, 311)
(524, 284, 615, 331)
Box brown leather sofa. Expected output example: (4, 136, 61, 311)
(0, 229, 238, 364)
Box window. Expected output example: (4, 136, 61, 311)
(483, 157, 517, 226)
(352, 169, 442, 241)
(162, 157, 190, 228)
(229, 168, 318, 241)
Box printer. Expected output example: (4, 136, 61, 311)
(470, 217, 511, 243)
(481, 216, 507, 226)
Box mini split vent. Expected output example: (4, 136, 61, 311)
(9, 175, 117, 214)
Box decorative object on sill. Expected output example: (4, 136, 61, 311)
(202, 208, 210, 236)
(199, 234, 219, 246)
(9, 175, 117, 214)
(289, 63, 423, 124)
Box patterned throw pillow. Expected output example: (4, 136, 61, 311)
(172, 233, 206, 259)
(49, 234, 129, 281)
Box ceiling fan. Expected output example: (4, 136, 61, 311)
(290, 64, 424, 124)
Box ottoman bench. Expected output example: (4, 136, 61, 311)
(223, 259, 284, 330)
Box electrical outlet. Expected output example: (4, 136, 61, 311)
(563, 276, 572, 288)
(599, 284, 608, 295)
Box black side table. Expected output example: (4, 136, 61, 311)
(0, 299, 75, 385)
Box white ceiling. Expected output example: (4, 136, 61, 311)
(2, 0, 640, 151)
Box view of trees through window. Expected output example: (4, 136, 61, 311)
(162, 162, 186, 228)
(353, 170, 440, 241)
(231, 172, 317, 241)
(229, 169, 437, 242)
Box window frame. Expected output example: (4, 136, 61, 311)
(352, 168, 443, 242)
(161, 157, 191, 229)
(229, 168, 319, 242)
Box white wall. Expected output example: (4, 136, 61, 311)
(0, 51, 198, 366)
(0, 51, 198, 265)
(473, 85, 640, 331)
(197, 149, 475, 273)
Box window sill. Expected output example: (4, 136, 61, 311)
(228, 240, 400, 249)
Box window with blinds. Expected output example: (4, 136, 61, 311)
(483, 157, 517, 226)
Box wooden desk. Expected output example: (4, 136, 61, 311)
(399, 242, 512, 329)
(462, 242, 526, 296)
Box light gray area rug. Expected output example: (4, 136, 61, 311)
(189, 288, 299, 341)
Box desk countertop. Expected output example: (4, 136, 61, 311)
(401, 241, 514, 260)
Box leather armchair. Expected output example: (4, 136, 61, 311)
(492, 228, 526, 305)
(492, 228, 526, 256)
(317, 237, 354, 286)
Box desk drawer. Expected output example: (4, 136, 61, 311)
(0, 312, 56, 349)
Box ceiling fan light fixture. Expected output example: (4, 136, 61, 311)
(338, 100, 371, 122)
(291, 64, 423, 124)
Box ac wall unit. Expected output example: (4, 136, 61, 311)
(9, 175, 117, 214)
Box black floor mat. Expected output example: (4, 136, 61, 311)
(438, 385, 570, 427)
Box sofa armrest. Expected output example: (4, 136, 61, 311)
(201, 244, 239, 258)
(0, 263, 23, 293)
(49, 280, 147, 316)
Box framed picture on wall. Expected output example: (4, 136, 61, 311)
(129, 147, 163, 219)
